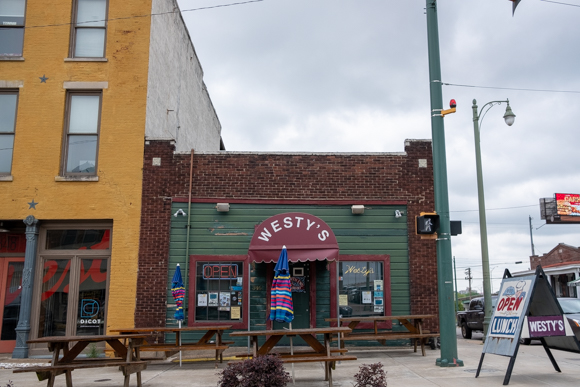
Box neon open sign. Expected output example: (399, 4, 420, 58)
(203, 264, 238, 280)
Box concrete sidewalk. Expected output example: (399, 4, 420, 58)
(1, 329, 579, 386)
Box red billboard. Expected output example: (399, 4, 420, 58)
(556, 193, 580, 217)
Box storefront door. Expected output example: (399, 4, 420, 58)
(0, 258, 24, 353)
(274, 262, 310, 345)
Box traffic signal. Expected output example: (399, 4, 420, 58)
(416, 212, 439, 239)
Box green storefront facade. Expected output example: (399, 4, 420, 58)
(166, 202, 412, 346)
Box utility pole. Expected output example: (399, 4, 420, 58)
(465, 268, 473, 301)
(529, 215, 535, 256)
(425, 0, 463, 367)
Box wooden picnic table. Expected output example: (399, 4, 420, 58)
(110, 325, 232, 367)
(13, 333, 149, 387)
(326, 314, 439, 356)
(229, 327, 356, 387)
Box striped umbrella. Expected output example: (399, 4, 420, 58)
(269, 246, 294, 323)
(171, 264, 185, 321)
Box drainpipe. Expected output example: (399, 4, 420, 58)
(184, 149, 194, 324)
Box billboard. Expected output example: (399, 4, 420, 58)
(556, 193, 580, 217)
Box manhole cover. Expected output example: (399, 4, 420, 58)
(94, 379, 112, 382)
(464, 368, 497, 373)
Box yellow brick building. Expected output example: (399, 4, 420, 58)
(0, 0, 221, 357)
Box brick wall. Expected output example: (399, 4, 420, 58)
(137, 139, 439, 331)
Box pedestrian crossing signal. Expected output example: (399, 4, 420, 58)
(416, 212, 439, 239)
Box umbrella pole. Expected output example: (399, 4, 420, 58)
(179, 320, 182, 367)
(289, 322, 295, 385)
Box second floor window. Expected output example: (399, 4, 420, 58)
(62, 92, 102, 175)
(0, 91, 17, 174)
(0, 0, 26, 57)
(71, 0, 107, 58)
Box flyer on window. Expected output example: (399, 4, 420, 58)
(219, 292, 231, 307)
(231, 306, 241, 320)
(374, 280, 383, 291)
(208, 292, 218, 306)
(362, 291, 372, 304)
(198, 293, 208, 306)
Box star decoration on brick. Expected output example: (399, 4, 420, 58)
(28, 200, 38, 210)
(39, 75, 48, 83)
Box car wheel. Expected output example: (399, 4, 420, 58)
(461, 322, 472, 339)
(519, 338, 531, 345)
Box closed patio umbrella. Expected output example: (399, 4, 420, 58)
(269, 246, 293, 323)
(171, 264, 185, 366)
(269, 246, 295, 383)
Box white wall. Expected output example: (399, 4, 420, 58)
(145, 0, 222, 152)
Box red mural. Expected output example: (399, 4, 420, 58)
(41, 259, 107, 301)
(4, 264, 22, 306)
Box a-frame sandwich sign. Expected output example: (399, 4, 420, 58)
(476, 265, 580, 385)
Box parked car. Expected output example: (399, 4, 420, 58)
(457, 296, 498, 339)
(520, 297, 580, 345)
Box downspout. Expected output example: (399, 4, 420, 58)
(184, 149, 194, 324)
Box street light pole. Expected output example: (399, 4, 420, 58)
(471, 99, 515, 339)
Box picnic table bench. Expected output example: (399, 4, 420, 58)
(13, 333, 149, 387)
(110, 325, 232, 367)
(229, 327, 356, 387)
(326, 314, 439, 356)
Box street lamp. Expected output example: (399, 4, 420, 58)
(472, 98, 516, 339)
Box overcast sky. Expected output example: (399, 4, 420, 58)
(177, 0, 580, 294)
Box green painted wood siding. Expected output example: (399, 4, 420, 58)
(166, 203, 410, 344)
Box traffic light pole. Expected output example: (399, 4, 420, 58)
(425, 0, 463, 367)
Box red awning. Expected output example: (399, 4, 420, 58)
(248, 212, 339, 263)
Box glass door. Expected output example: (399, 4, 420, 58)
(0, 258, 25, 353)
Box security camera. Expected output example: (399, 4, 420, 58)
(173, 209, 186, 217)
(394, 210, 402, 218)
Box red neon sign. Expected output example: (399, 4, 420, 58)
(202, 264, 238, 280)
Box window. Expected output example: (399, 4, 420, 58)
(0, 0, 26, 57)
(0, 91, 17, 174)
(338, 261, 385, 318)
(195, 261, 244, 323)
(71, 0, 107, 58)
(34, 225, 111, 339)
(62, 92, 101, 175)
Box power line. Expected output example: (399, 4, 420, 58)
(541, 0, 580, 8)
(16, 0, 265, 30)
(441, 82, 580, 94)
(451, 204, 537, 213)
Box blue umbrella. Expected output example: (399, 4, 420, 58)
(269, 246, 294, 323)
(171, 264, 185, 321)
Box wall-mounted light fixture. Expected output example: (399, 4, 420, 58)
(351, 205, 365, 214)
(394, 210, 403, 218)
(216, 203, 230, 212)
(173, 209, 186, 217)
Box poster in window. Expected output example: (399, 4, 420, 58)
(374, 298, 383, 306)
(236, 291, 242, 305)
(374, 280, 383, 291)
(362, 291, 372, 304)
(374, 306, 384, 313)
(220, 292, 231, 307)
(198, 293, 208, 307)
(231, 306, 241, 320)
(237, 277, 243, 286)
(339, 294, 348, 306)
(208, 292, 218, 306)
(291, 276, 306, 293)
(374, 291, 383, 298)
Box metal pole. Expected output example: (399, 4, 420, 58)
(529, 216, 535, 256)
(472, 99, 493, 340)
(425, 0, 463, 367)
